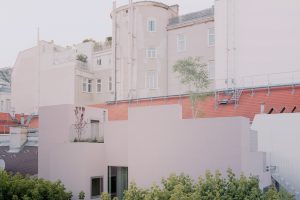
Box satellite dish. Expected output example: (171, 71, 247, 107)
(0, 159, 5, 170)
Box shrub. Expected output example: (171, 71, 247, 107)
(122, 169, 294, 200)
(0, 170, 72, 200)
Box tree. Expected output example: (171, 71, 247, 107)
(74, 106, 87, 142)
(173, 57, 211, 118)
(0, 68, 12, 86)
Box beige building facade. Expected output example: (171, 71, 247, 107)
(12, 1, 215, 114)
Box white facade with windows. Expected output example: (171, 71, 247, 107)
(12, 1, 215, 114)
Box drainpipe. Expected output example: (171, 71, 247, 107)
(113, 1, 117, 102)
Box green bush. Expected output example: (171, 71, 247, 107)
(103, 169, 293, 200)
(0, 170, 72, 200)
(78, 191, 85, 200)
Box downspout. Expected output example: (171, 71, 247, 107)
(226, 0, 229, 90)
(166, 24, 169, 96)
(113, 1, 117, 102)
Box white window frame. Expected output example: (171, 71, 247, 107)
(96, 79, 102, 93)
(147, 19, 156, 32)
(177, 34, 186, 52)
(208, 27, 215, 47)
(145, 71, 158, 89)
(108, 77, 113, 91)
(146, 47, 157, 59)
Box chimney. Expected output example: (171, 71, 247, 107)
(169, 4, 179, 15)
(260, 102, 265, 114)
(20, 113, 25, 125)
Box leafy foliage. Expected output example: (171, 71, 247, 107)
(76, 54, 88, 63)
(0, 67, 12, 86)
(173, 57, 209, 90)
(0, 170, 72, 200)
(99, 170, 294, 200)
(78, 191, 85, 199)
(173, 57, 211, 118)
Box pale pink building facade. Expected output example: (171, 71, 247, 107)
(39, 104, 270, 200)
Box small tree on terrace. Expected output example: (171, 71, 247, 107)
(173, 57, 210, 118)
(74, 106, 87, 142)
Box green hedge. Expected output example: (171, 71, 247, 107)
(0, 170, 72, 200)
(101, 169, 294, 200)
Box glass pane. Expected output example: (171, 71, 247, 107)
(91, 178, 100, 197)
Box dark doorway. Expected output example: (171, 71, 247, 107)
(108, 166, 128, 199)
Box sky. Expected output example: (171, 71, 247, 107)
(0, 0, 214, 68)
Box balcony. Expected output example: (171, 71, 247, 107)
(70, 122, 104, 143)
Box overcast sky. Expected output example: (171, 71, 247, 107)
(0, 0, 214, 67)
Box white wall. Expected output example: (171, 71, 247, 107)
(125, 105, 269, 188)
(40, 62, 76, 107)
(215, 0, 300, 89)
(252, 113, 300, 193)
(12, 46, 39, 114)
(40, 104, 270, 198)
(39, 104, 107, 200)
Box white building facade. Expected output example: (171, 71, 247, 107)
(39, 104, 270, 200)
(215, 0, 300, 89)
(12, 1, 215, 114)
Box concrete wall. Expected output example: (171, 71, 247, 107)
(215, 0, 300, 89)
(126, 105, 269, 188)
(12, 46, 39, 114)
(40, 62, 76, 107)
(39, 104, 107, 200)
(252, 113, 300, 192)
(40, 104, 270, 198)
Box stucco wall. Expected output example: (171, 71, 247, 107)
(39, 104, 107, 200)
(215, 0, 300, 89)
(113, 2, 177, 100)
(252, 113, 300, 192)
(125, 105, 269, 188)
(167, 20, 215, 95)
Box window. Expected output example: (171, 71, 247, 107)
(146, 48, 156, 58)
(147, 19, 156, 32)
(146, 71, 157, 89)
(6, 99, 11, 112)
(177, 34, 186, 52)
(82, 78, 87, 92)
(97, 58, 102, 65)
(208, 60, 215, 79)
(88, 79, 93, 93)
(109, 77, 113, 91)
(91, 177, 103, 198)
(208, 28, 215, 46)
(97, 79, 102, 93)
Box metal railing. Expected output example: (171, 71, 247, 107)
(70, 123, 104, 143)
(215, 70, 300, 91)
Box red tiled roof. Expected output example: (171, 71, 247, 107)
(90, 86, 300, 121)
(0, 113, 39, 134)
